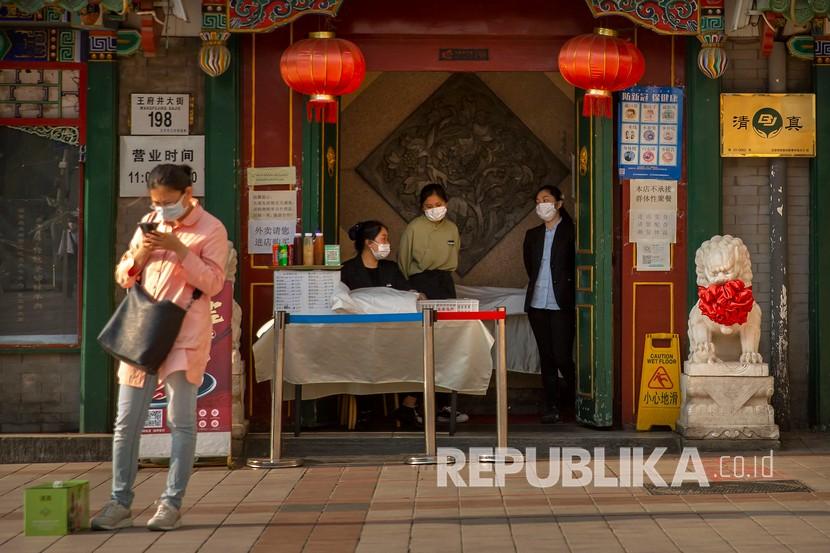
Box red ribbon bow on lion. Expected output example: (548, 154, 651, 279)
(697, 280, 755, 327)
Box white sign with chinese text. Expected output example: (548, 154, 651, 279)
(247, 166, 297, 187)
(249, 191, 297, 220)
(628, 179, 677, 244)
(636, 241, 671, 271)
(248, 219, 294, 254)
(119, 135, 205, 197)
(630, 179, 677, 212)
(130, 93, 190, 135)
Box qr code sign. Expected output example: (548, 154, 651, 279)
(144, 409, 164, 429)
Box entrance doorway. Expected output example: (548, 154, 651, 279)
(338, 70, 581, 427)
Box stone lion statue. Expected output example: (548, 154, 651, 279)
(688, 235, 762, 364)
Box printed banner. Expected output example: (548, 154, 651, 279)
(140, 281, 233, 458)
(721, 93, 816, 157)
(618, 86, 684, 180)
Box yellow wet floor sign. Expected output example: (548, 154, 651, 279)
(636, 333, 681, 431)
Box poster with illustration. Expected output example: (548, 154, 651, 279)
(618, 86, 684, 180)
(139, 281, 233, 458)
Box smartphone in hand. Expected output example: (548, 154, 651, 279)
(138, 221, 159, 234)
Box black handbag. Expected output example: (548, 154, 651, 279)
(97, 283, 203, 374)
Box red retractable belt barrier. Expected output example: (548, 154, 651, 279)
(434, 311, 507, 321)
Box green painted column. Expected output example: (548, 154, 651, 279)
(810, 61, 830, 429)
(205, 36, 240, 247)
(79, 48, 118, 433)
(685, 38, 723, 311)
(321, 118, 339, 243)
(573, 91, 614, 428)
(301, 102, 322, 235)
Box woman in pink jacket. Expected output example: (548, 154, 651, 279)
(92, 164, 228, 532)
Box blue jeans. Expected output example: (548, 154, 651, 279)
(111, 370, 197, 510)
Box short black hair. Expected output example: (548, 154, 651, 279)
(147, 164, 193, 192)
(535, 184, 563, 202)
(348, 220, 386, 253)
(419, 183, 448, 207)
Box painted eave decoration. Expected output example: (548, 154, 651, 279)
(228, 0, 342, 33)
(585, 0, 700, 35)
(586, 1, 730, 79)
(0, 0, 124, 15)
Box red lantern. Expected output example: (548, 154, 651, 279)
(558, 28, 645, 118)
(280, 31, 366, 123)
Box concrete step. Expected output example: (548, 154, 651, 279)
(5, 428, 814, 464)
(0, 434, 112, 464)
(246, 425, 682, 461)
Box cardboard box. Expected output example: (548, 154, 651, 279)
(24, 480, 89, 536)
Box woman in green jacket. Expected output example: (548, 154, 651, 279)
(398, 183, 468, 424)
(398, 183, 460, 300)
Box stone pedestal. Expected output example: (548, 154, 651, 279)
(677, 362, 779, 440)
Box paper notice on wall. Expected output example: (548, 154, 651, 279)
(629, 210, 677, 243)
(249, 190, 297, 220)
(630, 179, 677, 211)
(247, 166, 296, 187)
(248, 219, 294, 254)
(629, 179, 677, 244)
(274, 270, 341, 314)
(636, 241, 671, 272)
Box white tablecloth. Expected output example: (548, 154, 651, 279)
(455, 285, 540, 375)
(253, 320, 495, 400)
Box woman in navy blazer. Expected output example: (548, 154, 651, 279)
(523, 185, 576, 424)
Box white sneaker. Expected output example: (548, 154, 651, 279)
(147, 501, 181, 531)
(91, 500, 132, 530)
(437, 406, 469, 423)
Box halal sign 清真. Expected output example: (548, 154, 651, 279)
(721, 93, 815, 157)
(752, 107, 783, 139)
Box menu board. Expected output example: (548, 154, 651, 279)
(618, 86, 684, 181)
(273, 270, 340, 314)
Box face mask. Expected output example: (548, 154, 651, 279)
(371, 242, 391, 260)
(535, 202, 558, 222)
(154, 195, 187, 221)
(425, 206, 447, 222)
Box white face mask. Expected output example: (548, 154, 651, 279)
(371, 242, 391, 260)
(535, 202, 558, 222)
(154, 195, 187, 222)
(425, 206, 447, 222)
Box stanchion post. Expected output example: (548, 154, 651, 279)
(247, 310, 303, 469)
(406, 309, 453, 465)
(480, 306, 510, 464)
(496, 306, 508, 449)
